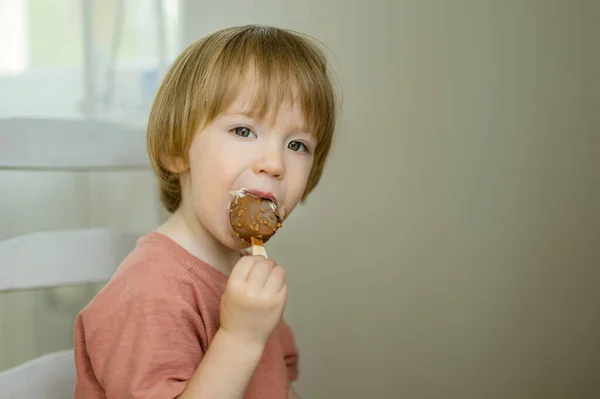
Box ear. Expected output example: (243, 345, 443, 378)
(163, 156, 189, 174)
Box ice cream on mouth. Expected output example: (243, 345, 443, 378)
(229, 189, 283, 252)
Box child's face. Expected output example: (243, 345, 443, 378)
(182, 83, 317, 250)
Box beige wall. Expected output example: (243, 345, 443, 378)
(183, 1, 599, 398)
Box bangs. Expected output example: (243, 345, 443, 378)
(198, 27, 336, 146)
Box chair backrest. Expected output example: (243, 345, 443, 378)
(0, 115, 149, 292)
(0, 117, 149, 396)
(0, 228, 141, 397)
(0, 117, 149, 170)
(0, 350, 75, 398)
(0, 227, 140, 292)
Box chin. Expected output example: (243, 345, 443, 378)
(221, 230, 252, 251)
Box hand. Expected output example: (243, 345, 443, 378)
(220, 256, 288, 345)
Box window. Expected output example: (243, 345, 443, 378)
(0, 0, 181, 123)
(0, 0, 29, 75)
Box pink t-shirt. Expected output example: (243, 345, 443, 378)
(73, 232, 299, 398)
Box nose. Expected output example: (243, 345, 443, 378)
(252, 144, 284, 180)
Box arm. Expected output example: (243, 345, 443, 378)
(78, 303, 264, 399)
(181, 255, 287, 399)
(78, 256, 285, 399)
(178, 329, 264, 399)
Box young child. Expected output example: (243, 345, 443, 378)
(73, 24, 337, 399)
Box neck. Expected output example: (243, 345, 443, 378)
(156, 207, 241, 275)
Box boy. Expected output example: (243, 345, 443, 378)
(73, 24, 337, 399)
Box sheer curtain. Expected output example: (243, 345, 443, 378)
(0, 0, 181, 371)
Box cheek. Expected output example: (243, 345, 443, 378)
(190, 140, 242, 216)
(283, 157, 313, 212)
(188, 145, 223, 210)
(191, 135, 237, 187)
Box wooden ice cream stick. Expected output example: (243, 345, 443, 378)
(251, 237, 268, 258)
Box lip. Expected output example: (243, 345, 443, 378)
(242, 189, 279, 205)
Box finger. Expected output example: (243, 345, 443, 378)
(230, 255, 264, 281)
(278, 282, 288, 305)
(264, 265, 286, 293)
(247, 259, 276, 288)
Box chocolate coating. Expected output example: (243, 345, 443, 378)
(229, 192, 282, 243)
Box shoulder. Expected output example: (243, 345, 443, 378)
(77, 233, 203, 338)
(73, 233, 222, 396)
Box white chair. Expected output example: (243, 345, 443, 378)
(0, 117, 152, 398)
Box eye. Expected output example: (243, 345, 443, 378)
(288, 140, 310, 154)
(232, 126, 256, 138)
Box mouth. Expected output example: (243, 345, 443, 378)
(230, 188, 286, 220)
(234, 188, 279, 205)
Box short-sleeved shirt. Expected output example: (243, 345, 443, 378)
(73, 232, 299, 398)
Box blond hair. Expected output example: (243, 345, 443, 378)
(147, 25, 339, 213)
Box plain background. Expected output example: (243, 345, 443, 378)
(1, 1, 599, 398)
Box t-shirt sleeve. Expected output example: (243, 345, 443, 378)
(277, 319, 300, 382)
(82, 294, 205, 399)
